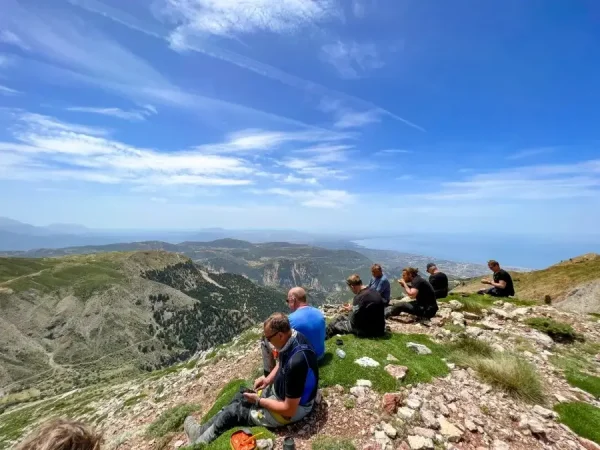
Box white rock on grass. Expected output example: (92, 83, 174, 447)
(405, 396, 423, 410)
(256, 439, 274, 450)
(356, 379, 373, 387)
(384, 364, 409, 381)
(406, 342, 432, 355)
(491, 440, 510, 450)
(355, 357, 380, 367)
(533, 404, 556, 419)
(448, 300, 463, 311)
(386, 354, 399, 362)
(382, 422, 397, 439)
(407, 435, 434, 450)
(438, 416, 463, 442)
(398, 407, 416, 420)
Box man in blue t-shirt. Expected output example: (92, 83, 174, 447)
(287, 287, 326, 359)
(367, 264, 391, 306)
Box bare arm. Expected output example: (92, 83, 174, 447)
(259, 396, 301, 417)
(265, 361, 279, 385)
(490, 280, 507, 289)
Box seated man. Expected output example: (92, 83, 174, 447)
(184, 313, 319, 446)
(385, 267, 438, 320)
(367, 263, 391, 306)
(426, 263, 449, 299)
(478, 259, 515, 297)
(326, 274, 385, 339)
(261, 287, 325, 376)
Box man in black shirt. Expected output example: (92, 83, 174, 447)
(385, 267, 438, 320)
(426, 263, 449, 299)
(325, 274, 385, 338)
(478, 260, 515, 297)
(184, 313, 319, 445)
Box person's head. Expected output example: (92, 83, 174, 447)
(426, 263, 438, 275)
(346, 273, 363, 294)
(17, 419, 102, 450)
(487, 260, 501, 273)
(263, 312, 292, 350)
(402, 267, 419, 282)
(287, 287, 307, 312)
(371, 264, 383, 279)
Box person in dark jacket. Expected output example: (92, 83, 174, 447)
(385, 267, 438, 319)
(478, 260, 515, 297)
(426, 263, 449, 299)
(326, 274, 385, 338)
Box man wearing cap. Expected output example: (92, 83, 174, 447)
(426, 263, 449, 299)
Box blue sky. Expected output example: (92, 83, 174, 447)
(0, 0, 599, 239)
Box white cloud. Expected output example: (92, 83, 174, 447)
(282, 174, 319, 185)
(251, 187, 354, 208)
(417, 161, 600, 201)
(321, 40, 384, 79)
(161, 0, 341, 45)
(376, 148, 411, 155)
(352, 0, 365, 18)
(0, 30, 30, 50)
(68, 0, 424, 133)
(0, 84, 20, 95)
(334, 109, 380, 129)
(506, 146, 555, 160)
(66, 106, 157, 121)
(0, 111, 256, 186)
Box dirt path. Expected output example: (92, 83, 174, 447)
(0, 269, 48, 286)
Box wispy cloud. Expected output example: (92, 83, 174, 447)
(0, 111, 256, 187)
(417, 161, 600, 201)
(250, 187, 354, 208)
(321, 40, 384, 79)
(67, 0, 424, 132)
(66, 106, 157, 122)
(376, 148, 412, 155)
(0, 84, 20, 95)
(160, 0, 341, 44)
(334, 109, 380, 129)
(0, 30, 30, 50)
(506, 146, 555, 160)
(281, 174, 319, 185)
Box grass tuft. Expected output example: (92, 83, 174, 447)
(555, 402, 600, 444)
(312, 436, 356, 450)
(449, 337, 494, 358)
(146, 404, 200, 438)
(319, 333, 449, 392)
(525, 317, 583, 343)
(467, 353, 544, 403)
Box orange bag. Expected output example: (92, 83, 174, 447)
(229, 430, 256, 450)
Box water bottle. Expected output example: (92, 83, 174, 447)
(336, 348, 346, 359)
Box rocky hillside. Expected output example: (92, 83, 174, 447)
(454, 253, 600, 313)
(0, 251, 284, 396)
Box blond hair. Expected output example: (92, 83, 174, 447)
(17, 419, 102, 450)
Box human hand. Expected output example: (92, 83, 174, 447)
(481, 278, 491, 285)
(254, 376, 267, 390)
(243, 392, 260, 405)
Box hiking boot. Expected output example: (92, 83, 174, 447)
(184, 416, 203, 443)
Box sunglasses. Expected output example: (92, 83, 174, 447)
(264, 331, 280, 341)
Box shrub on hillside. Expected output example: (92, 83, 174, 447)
(525, 317, 583, 343)
(468, 353, 544, 404)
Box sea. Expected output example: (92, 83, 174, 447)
(353, 234, 600, 269)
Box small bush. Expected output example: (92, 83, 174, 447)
(525, 317, 582, 343)
(146, 403, 200, 437)
(469, 353, 544, 404)
(343, 397, 356, 409)
(312, 436, 356, 450)
(444, 323, 465, 333)
(555, 402, 600, 445)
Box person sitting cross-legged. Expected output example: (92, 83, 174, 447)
(184, 313, 319, 446)
(385, 267, 438, 321)
(477, 259, 515, 297)
(325, 274, 386, 339)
